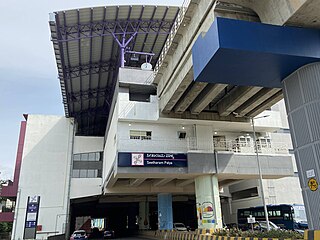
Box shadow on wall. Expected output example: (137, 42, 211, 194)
(17, 116, 73, 238)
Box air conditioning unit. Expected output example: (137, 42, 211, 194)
(178, 131, 187, 139)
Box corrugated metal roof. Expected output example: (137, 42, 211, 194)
(50, 5, 180, 136)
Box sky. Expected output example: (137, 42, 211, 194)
(0, 0, 183, 180)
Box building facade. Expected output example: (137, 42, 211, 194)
(9, 0, 320, 239)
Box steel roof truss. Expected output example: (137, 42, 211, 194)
(56, 20, 172, 43)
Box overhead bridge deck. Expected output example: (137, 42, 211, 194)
(154, 0, 320, 121)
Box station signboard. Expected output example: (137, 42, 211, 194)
(23, 196, 40, 239)
(118, 152, 187, 167)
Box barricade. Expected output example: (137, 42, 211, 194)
(154, 229, 295, 240)
(304, 230, 320, 240)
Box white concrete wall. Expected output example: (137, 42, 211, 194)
(13, 115, 73, 239)
(70, 178, 102, 199)
(266, 177, 303, 205)
(118, 87, 159, 121)
(119, 67, 154, 85)
(224, 176, 303, 224)
(117, 122, 194, 152)
(103, 101, 119, 183)
(73, 136, 104, 154)
(272, 100, 290, 129)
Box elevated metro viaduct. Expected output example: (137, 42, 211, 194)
(9, 1, 320, 239)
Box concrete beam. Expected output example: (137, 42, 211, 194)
(153, 178, 175, 187)
(222, 0, 307, 25)
(234, 88, 281, 116)
(129, 178, 147, 187)
(174, 82, 208, 114)
(190, 84, 228, 114)
(176, 179, 194, 187)
(160, 110, 248, 122)
(218, 86, 262, 117)
(157, 0, 216, 112)
(247, 91, 283, 117)
(159, 56, 194, 113)
(106, 176, 118, 188)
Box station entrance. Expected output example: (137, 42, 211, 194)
(69, 195, 197, 237)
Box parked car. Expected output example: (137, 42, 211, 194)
(70, 230, 87, 240)
(173, 223, 187, 231)
(103, 229, 115, 239)
(253, 221, 280, 231)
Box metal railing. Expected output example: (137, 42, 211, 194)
(154, 0, 191, 75)
(213, 140, 289, 154)
(118, 137, 289, 154)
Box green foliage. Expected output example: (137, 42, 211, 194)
(0, 222, 13, 233)
(213, 228, 304, 240)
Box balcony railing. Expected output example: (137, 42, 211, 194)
(118, 137, 288, 154)
(213, 140, 288, 154)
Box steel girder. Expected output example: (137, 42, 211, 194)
(55, 20, 173, 42)
(67, 87, 112, 103)
(63, 61, 115, 79)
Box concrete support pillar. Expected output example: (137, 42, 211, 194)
(283, 63, 320, 230)
(157, 193, 173, 230)
(139, 201, 150, 230)
(195, 175, 222, 229)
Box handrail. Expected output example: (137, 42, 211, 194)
(118, 137, 289, 154)
(154, 0, 191, 76)
(213, 140, 289, 154)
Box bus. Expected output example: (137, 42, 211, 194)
(237, 204, 308, 230)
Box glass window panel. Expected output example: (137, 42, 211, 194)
(72, 170, 80, 178)
(96, 152, 101, 161)
(79, 169, 87, 178)
(81, 153, 89, 161)
(73, 154, 81, 161)
(87, 170, 95, 178)
(88, 153, 96, 161)
(98, 170, 102, 178)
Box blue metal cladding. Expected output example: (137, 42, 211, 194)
(158, 193, 173, 230)
(192, 17, 320, 88)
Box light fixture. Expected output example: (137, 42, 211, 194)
(214, 131, 218, 135)
(129, 123, 132, 127)
(182, 126, 185, 130)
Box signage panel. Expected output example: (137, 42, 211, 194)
(23, 196, 40, 239)
(118, 152, 187, 167)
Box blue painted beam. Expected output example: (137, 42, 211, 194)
(192, 17, 320, 88)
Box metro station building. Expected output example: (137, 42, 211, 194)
(3, 1, 320, 239)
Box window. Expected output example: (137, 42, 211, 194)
(130, 130, 152, 140)
(72, 152, 102, 178)
(73, 152, 102, 161)
(72, 169, 100, 178)
(231, 187, 258, 200)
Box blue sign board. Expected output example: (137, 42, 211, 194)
(27, 203, 38, 213)
(118, 152, 187, 167)
(24, 196, 40, 239)
(25, 221, 37, 228)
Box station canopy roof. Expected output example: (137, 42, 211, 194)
(50, 5, 180, 136)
